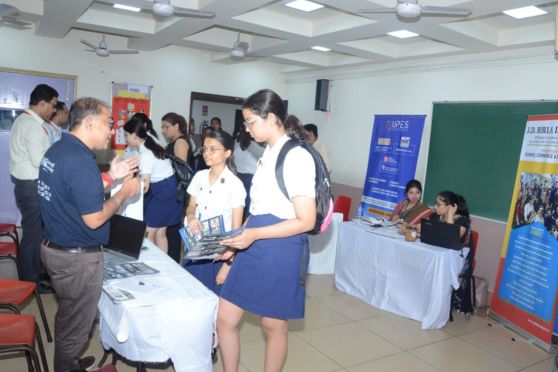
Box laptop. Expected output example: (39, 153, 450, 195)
(103, 214, 147, 266)
(420, 219, 462, 250)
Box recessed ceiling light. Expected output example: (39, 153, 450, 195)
(311, 46, 331, 52)
(387, 30, 419, 39)
(503, 6, 547, 19)
(285, 0, 324, 12)
(113, 3, 141, 12)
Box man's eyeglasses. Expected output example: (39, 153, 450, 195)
(201, 146, 226, 154)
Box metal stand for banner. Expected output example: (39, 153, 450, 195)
(488, 309, 558, 352)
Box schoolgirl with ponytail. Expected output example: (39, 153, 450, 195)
(123, 117, 181, 254)
(183, 130, 246, 294)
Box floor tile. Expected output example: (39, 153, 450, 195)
(519, 356, 555, 372)
(410, 337, 520, 372)
(359, 313, 452, 350)
(239, 333, 342, 372)
(238, 311, 265, 342)
(314, 291, 389, 320)
(297, 322, 401, 367)
(347, 352, 440, 372)
(306, 274, 337, 297)
(460, 325, 552, 368)
(289, 298, 350, 332)
(441, 312, 491, 336)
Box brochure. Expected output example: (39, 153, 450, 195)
(179, 215, 244, 260)
(103, 285, 135, 303)
(103, 262, 160, 281)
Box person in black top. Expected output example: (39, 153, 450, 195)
(161, 112, 191, 263)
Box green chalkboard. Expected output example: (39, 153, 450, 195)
(424, 101, 558, 221)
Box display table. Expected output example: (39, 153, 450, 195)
(98, 239, 218, 372)
(308, 212, 343, 274)
(335, 222, 467, 329)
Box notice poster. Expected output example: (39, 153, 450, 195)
(111, 83, 152, 150)
(358, 115, 425, 219)
(491, 114, 558, 346)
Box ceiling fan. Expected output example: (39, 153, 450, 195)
(80, 35, 139, 57)
(359, 0, 471, 19)
(130, 0, 215, 18)
(0, 3, 32, 29)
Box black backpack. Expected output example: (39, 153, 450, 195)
(167, 154, 195, 203)
(275, 139, 334, 235)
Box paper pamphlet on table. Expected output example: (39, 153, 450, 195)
(179, 215, 244, 260)
(367, 225, 402, 239)
(103, 262, 159, 281)
(111, 180, 144, 221)
(103, 285, 135, 303)
(356, 215, 399, 228)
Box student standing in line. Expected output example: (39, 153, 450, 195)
(183, 130, 246, 294)
(161, 112, 191, 263)
(124, 117, 181, 253)
(218, 89, 317, 372)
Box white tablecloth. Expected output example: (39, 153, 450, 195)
(98, 239, 218, 372)
(308, 212, 343, 274)
(334, 221, 467, 329)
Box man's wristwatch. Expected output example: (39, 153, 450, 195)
(224, 258, 233, 266)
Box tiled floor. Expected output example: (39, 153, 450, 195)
(3, 274, 556, 371)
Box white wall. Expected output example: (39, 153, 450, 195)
(0, 27, 286, 144)
(191, 100, 242, 135)
(285, 46, 558, 291)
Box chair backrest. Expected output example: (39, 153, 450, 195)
(333, 195, 352, 221)
(470, 230, 479, 270)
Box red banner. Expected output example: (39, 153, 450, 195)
(111, 97, 150, 150)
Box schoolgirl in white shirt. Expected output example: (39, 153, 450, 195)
(124, 117, 181, 254)
(218, 89, 317, 372)
(184, 130, 246, 294)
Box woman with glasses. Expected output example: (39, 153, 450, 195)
(430, 191, 470, 242)
(123, 117, 181, 254)
(161, 112, 192, 263)
(218, 89, 317, 372)
(183, 130, 246, 294)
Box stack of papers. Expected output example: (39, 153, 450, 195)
(356, 215, 399, 227)
(104, 262, 159, 281)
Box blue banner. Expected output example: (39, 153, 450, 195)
(358, 115, 426, 218)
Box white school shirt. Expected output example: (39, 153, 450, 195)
(249, 134, 316, 220)
(187, 167, 246, 231)
(139, 142, 174, 182)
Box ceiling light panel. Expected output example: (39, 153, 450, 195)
(113, 4, 141, 12)
(503, 6, 547, 19)
(311, 46, 331, 52)
(387, 30, 419, 39)
(285, 0, 324, 12)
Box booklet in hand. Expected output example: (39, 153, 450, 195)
(179, 215, 244, 260)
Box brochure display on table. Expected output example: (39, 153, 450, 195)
(490, 114, 558, 351)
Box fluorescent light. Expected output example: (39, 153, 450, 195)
(285, 0, 324, 12)
(387, 30, 419, 39)
(503, 6, 547, 19)
(311, 46, 331, 52)
(113, 3, 141, 12)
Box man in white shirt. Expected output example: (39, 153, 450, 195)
(46, 101, 69, 144)
(9, 84, 58, 290)
(304, 123, 332, 174)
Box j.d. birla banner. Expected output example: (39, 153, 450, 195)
(491, 114, 558, 347)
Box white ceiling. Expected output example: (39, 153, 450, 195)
(4, 0, 558, 72)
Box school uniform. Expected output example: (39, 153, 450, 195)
(183, 166, 246, 294)
(140, 143, 181, 227)
(220, 134, 316, 319)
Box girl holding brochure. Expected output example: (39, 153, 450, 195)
(218, 89, 317, 372)
(183, 130, 246, 295)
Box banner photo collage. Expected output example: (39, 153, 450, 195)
(491, 114, 558, 346)
(111, 83, 152, 150)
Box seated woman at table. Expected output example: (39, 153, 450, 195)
(390, 179, 430, 224)
(428, 191, 471, 243)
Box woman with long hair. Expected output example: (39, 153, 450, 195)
(124, 117, 181, 253)
(218, 89, 317, 372)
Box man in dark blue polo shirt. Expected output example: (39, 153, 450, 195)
(38, 97, 140, 372)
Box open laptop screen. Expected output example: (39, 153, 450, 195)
(105, 214, 147, 260)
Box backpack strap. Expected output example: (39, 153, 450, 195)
(275, 139, 301, 201)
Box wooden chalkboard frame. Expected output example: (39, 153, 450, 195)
(424, 101, 558, 221)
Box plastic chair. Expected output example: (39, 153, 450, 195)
(0, 278, 53, 342)
(0, 303, 49, 372)
(470, 230, 479, 307)
(0, 242, 20, 278)
(333, 195, 352, 221)
(0, 223, 19, 245)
